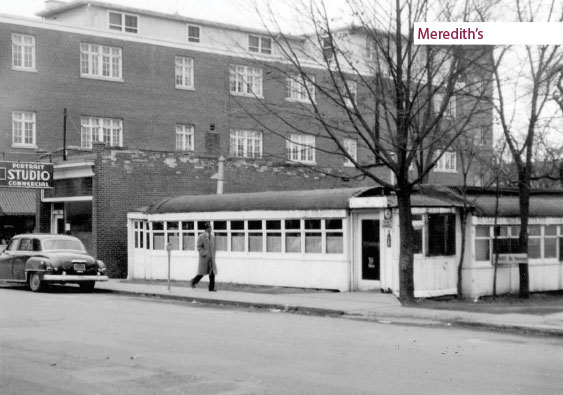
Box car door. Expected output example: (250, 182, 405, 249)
(0, 238, 19, 280)
(12, 238, 34, 280)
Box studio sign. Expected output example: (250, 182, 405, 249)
(0, 161, 54, 189)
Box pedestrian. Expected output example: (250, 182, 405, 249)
(190, 221, 217, 291)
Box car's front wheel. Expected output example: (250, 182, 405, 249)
(79, 281, 95, 292)
(29, 272, 43, 292)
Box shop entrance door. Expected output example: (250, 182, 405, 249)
(361, 220, 380, 281)
(51, 211, 64, 234)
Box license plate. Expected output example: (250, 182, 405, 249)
(74, 263, 86, 273)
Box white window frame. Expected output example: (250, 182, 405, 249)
(343, 138, 357, 167)
(80, 43, 123, 81)
(108, 11, 138, 33)
(434, 151, 457, 173)
(433, 92, 456, 118)
(12, 111, 36, 148)
(175, 56, 194, 90)
(344, 80, 357, 109)
(12, 33, 36, 71)
(286, 134, 316, 164)
(286, 74, 316, 103)
(80, 116, 123, 149)
(229, 65, 263, 98)
(248, 34, 272, 55)
(176, 124, 194, 151)
(187, 25, 200, 43)
(230, 129, 263, 158)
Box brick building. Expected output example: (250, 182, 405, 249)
(0, 1, 493, 277)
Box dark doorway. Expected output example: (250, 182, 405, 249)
(361, 220, 380, 280)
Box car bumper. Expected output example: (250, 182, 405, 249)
(42, 274, 109, 282)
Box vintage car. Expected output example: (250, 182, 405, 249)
(0, 233, 108, 292)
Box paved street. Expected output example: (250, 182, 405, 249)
(1, 287, 562, 395)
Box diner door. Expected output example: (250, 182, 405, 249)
(361, 219, 380, 282)
(51, 210, 64, 234)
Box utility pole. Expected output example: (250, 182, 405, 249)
(63, 108, 67, 161)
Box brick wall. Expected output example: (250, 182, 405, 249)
(91, 145, 377, 277)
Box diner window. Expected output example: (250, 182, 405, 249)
(109, 11, 138, 33)
(181, 221, 196, 250)
(134, 221, 145, 249)
(560, 226, 563, 262)
(248, 220, 263, 252)
(266, 220, 282, 252)
(413, 215, 424, 255)
(231, 221, 245, 252)
(285, 219, 301, 253)
(188, 25, 200, 43)
(326, 219, 343, 254)
(152, 222, 165, 250)
(12, 33, 35, 71)
(493, 226, 520, 255)
(544, 225, 557, 259)
(528, 226, 542, 259)
(80, 43, 122, 80)
(474, 225, 490, 261)
(427, 214, 455, 256)
(305, 219, 322, 253)
(229, 65, 263, 97)
(214, 221, 228, 251)
(175, 56, 194, 89)
(248, 34, 272, 55)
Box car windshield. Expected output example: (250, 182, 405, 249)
(42, 238, 86, 252)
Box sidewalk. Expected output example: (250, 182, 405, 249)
(96, 279, 563, 337)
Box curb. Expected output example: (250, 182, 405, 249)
(100, 288, 563, 338)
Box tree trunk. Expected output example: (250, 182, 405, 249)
(457, 207, 467, 299)
(517, 167, 530, 298)
(396, 188, 415, 304)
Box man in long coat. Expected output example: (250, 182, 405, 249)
(191, 221, 217, 291)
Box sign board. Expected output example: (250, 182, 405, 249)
(0, 161, 54, 189)
(495, 253, 528, 266)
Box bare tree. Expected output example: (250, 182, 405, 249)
(239, 0, 494, 302)
(491, 0, 563, 298)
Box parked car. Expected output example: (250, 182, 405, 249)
(0, 234, 108, 292)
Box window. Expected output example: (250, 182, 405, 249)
(175, 56, 194, 89)
(492, 226, 520, 255)
(181, 221, 196, 250)
(286, 134, 315, 163)
(344, 81, 357, 109)
(12, 111, 36, 147)
(108, 11, 138, 33)
(434, 151, 457, 173)
(343, 138, 357, 166)
(286, 74, 316, 103)
(80, 43, 122, 80)
(248, 34, 272, 55)
(544, 225, 557, 259)
(12, 34, 35, 71)
(285, 219, 301, 253)
(213, 221, 228, 251)
(427, 213, 455, 256)
(176, 124, 194, 151)
(476, 125, 488, 145)
(413, 215, 424, 254)
(231, 221, 245, 252)
(304, 219, 322, 253)
(229, 65, 263, 97)
(188, 25, 200, 43)
(266, 220, 282, 252)
(81, 116, 123, 148)
(322, 37, 334, 60)
(433, 92, 456, 118)
(248, 220, 263, 252)
(528, 226, 542, 259)
(474, 225, 490, 261)
(230, 129, 262, 158)
(133, 221, 145, 249)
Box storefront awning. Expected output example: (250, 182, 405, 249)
(0, 189, 36, 215)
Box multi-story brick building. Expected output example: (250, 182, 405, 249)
(0, 1, 493, 277)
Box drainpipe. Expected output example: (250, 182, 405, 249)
(216, 156, 224, 195)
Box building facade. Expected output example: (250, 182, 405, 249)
(1, 1, 493, 277)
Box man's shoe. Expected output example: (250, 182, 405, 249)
(190, 281, 196, 289)
(209, 289, 217, 292)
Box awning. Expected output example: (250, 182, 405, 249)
(0, 189, 37, 215)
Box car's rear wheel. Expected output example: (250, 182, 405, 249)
(29, 273, 43, 292)
(79, 281, 95, 292)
